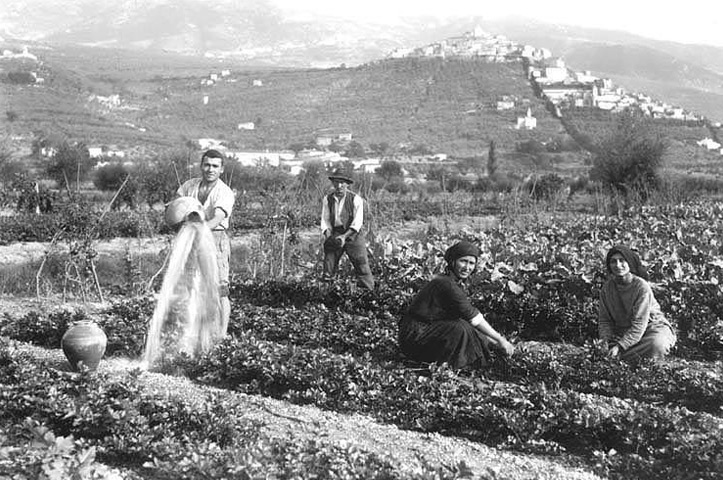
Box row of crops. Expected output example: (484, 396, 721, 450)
(3, 201, 723, 478)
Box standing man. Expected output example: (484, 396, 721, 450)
(177, 149, 235, 334)
(321, 168, 374, 290)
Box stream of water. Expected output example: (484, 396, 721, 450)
(143, 220, 223, 366)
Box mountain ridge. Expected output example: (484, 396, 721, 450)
(2, 0, 722, 120)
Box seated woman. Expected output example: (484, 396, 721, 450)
(599, 245, 676, 362)
(398, 240, 515, 370)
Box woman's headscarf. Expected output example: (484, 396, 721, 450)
(605, 245, 649, 280)
(444, 241, 480, 264)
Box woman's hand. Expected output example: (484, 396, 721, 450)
(608, 345, 621, 359)
(498, 338, 515, 357)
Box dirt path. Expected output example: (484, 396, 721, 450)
(14, 340, 601, 480)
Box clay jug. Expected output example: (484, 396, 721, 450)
(61, 320, 108, 371)
(164, 196, 204, 227)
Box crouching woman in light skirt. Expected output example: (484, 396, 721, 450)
(598, 245, 676, 362)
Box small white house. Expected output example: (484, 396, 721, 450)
(40, 147, 57, 157)
(237, 122, 255, 130)
(496, 98, 515, 110)
(353, 158, 382, 173)
(516, 108, 537, 130)
(698, 138, 722, 150)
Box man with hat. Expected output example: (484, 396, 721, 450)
(320, 168, 374, 290)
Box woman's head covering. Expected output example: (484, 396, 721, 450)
(444, 241, 481, 264)
(605, 245, 649, 280)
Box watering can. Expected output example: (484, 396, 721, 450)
(164, 196, 204, 226)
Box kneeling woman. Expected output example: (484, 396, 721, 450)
(398, 241, 515, 369)
(599, 245, 676, 362)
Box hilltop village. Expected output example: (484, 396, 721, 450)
(192, 27, 723, 168)
(391, 27, 706, 123)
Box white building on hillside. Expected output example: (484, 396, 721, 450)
(226, 150, 295, 167)
(516, 108, 537, 130)
(698, 138, 721, 150)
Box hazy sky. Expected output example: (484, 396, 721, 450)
(272, 0, 723, 47)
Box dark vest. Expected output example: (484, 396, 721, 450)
(327, 192, 356, 231)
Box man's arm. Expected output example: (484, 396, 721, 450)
(348, 194, 364, 233)
(206, 207, 227, 230)
(205, 183, 235, 230)
(321, 197, 332, 238)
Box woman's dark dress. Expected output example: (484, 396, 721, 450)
(398, 274, 491, 369)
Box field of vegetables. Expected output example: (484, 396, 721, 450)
(2, 200, 723, 479)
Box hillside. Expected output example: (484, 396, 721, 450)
(2, 37, 720, 181)
(2, 45, 563, 158)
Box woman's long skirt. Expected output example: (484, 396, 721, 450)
(398, 317, 491, 369)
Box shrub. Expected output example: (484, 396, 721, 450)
(527, 173, 567, 200)
(590, 109, 667, 199)
(93, 163, 130, 191)
(45, 141, 95, 190)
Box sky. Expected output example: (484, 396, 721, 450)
(272, 0, 723, 47)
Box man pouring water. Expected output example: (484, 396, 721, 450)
(172, 149, 235, 335)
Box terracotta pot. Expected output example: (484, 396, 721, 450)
(61, 320, 108, 371)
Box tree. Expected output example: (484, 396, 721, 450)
(376, 160, 403, 181)
(137, 150, 194, 208)
(487, 140, 498, 177)
(45, 141, 94, 191)
(288, 143, 306, 155)
(93, 162, 138, 209)
(369, 142, 390, 157)
(328, 141, 345, 153)
(296, 160, 327, 195)
(590, 109, 666, 199)
(344, 141, 366, 159)
(407, 144, 432, 156)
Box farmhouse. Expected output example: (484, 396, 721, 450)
(538, 58, 568, 83)
(280, 159, 305, 175)
(315, 128, 353, 147)
(697, 138, 722, 151)
(496, 96, 515, 110)
(226, 150, 295, 167)
(540, 82, 594, 106)
(197, 138, 225, 150)
(353, 158, 382, 173)
(516, 108, 537, 130)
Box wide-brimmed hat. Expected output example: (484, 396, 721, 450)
(328, 168, 354, 184)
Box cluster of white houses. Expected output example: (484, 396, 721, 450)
(196, 136, 384, 175)
(388, 27, 552, 63)
(529, 58, 703, 122)
(392, 27, 705, 124)
(392, 27, 717, 153)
